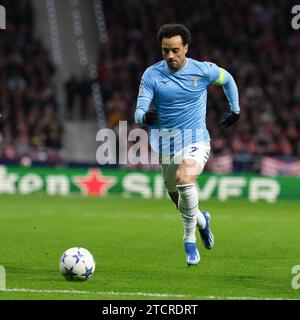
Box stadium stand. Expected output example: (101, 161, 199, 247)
(100, 0, 300, 173)
(0, 0, 64, 166)
(1, 0, 300, 173)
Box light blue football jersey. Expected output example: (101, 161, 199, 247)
(135, 58, 239, 154)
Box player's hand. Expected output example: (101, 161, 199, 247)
(143, 109, 159, 125)
(220, 111, 240, 128)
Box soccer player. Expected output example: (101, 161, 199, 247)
(134, 24, 240, 266)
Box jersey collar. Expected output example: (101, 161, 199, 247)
(164, 58, 189, 74)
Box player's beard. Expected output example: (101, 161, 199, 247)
(168, 60, 179, 70)
(167, 57, 186, 71)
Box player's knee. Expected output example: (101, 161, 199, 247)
(176, 167, 187, 185)
(176, 173, 196, 186)
(176, 161, 200, 185)
(176, 178, 191, 186)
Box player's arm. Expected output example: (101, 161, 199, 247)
(134, 70, 158, 126)
(207, 63, 240, 127)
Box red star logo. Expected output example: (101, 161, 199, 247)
(73, 168, 117, 196)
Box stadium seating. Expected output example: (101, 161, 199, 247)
(0, 0, 64, 166)
(100, 0, 300, 172)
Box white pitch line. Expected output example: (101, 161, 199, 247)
(0, 288, 296, 300)
(1, 288, 188, 298)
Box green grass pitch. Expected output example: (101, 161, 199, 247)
(0, 194, 300, 300)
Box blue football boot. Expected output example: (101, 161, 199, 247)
(199, 211, 214, 249)
(184, 242, 200, 266)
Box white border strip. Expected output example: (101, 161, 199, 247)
(0, 288, 296, 300)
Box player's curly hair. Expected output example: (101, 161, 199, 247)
(157, 24, 191, 45)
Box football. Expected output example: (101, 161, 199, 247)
(59, 247, 96, 281)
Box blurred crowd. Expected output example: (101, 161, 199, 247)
(64, 73, 95, 121)
(1, 0, 300, 171)
(100, 0, 300, 171)
(0, 0, 64, 165)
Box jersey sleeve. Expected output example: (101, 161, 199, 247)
(137, 69, 155, 101)
(202, 62, 222, 84)
(134, 69, 155, 124)
(203, 61, 240, 113)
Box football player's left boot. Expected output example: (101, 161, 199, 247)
(184, 242, 200, 266)
(198, 211, 214, 249)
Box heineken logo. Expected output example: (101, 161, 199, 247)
(73, 168, 117, 196)
(0, 166, 117, 197)
(0, 165, 288, 202)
